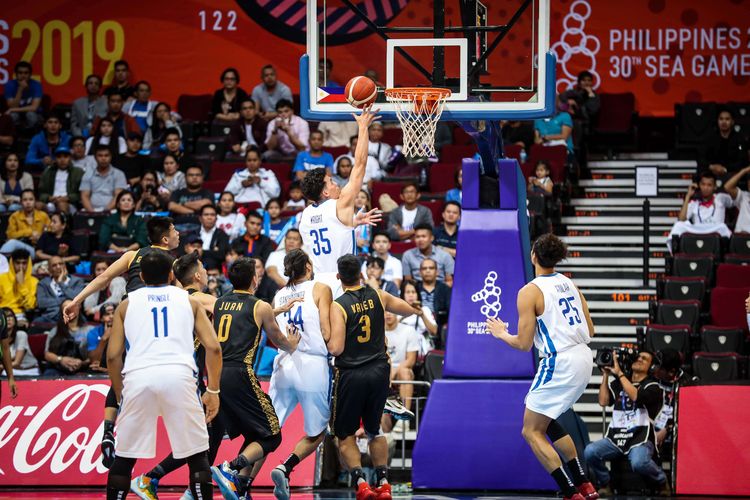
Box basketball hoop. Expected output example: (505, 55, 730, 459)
(385, 87, 451, 158)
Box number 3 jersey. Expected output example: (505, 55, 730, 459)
(333, 285, 387, 368)
(299, 199, 355, 275)
(530, 272, 591, 356)
(274, 280, 327, 357)
(122, 285, 197, 374)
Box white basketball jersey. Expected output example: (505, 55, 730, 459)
(274, 280, 327, 356)
(299, 199, 355, 274)
(530, 273, 591, 355)
(122, 285, 197, 374)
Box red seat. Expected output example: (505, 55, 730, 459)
(441, 144, 477, 163)
(176, 94, 213, 122)
(390, 240, 415, 255)
(279, 180, 293, 201)
(716, 263, 750, 288)
(528, 144, 567, 184)
(203, 180, 226, 194)
(210, 162, 241, 182)
(381, 128, 403, 147)
(595, 93, 636, 133)
(266, 163, 292, 182)
(504, 143, 524, 162)
(372, 181, 406, 204)
(323, 146, 349, 159)
(452, 126, 473, 146)
(429, 163, 458, 193)
(27, 334, 48, 366)
(710, 286, 750, 331)
(422, 200, 443, 225)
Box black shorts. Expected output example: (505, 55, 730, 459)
(216, 364, 280, 441)
(330, 359, 390, 439)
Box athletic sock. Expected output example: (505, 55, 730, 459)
(566, 457, 589, 486)
(189, 472, 214, 499)
(350, 467, 367, 486)
(551, 467, 577, 497)
(282, 453, 301, 477)
(146, 464, 166, 480)
(103, 420, 115, 435)
(106, 485, 129, 500)
(229, 454, 250, 472)
(237, 474, 251, 492)
(375, 466, 388, 486)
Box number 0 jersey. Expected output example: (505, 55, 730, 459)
(122, 285, 196, 374)
(274, 280, 327, 357)
(213, 291, 263, 366)
(530, 273, 591, 355)
(299, 199, 355, 275)
(333, 285, 387, 368)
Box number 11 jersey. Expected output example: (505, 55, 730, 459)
(530, 273, 591, 356)
(299, 199, 356, 274)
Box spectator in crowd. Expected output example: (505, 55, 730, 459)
(157, 153, 186, 198)
(265, 228, 304, 287)
(263, 198, 288, 241)
(388, 183, 434, 241)
(319, 120, 357, 148)
(103, 60, 135, 99)
(534, 94, 574, 153)
(70, 136, 96, 173)
(117, 132, 148, 186)
(229, 99, 268, 155)
(364, 256, 399, 297)
(43, 301, 91, 376)
(223, 147, 281, 205)
(3, 307, 38, 376)
(1, 319, 15, 398)
(562, 71, 600, 142)
(416, 258, 451, 333)
(293, 130, 333, 180)
(99, 191, 148, 252)
(444, 167, 462, 204)
(364, 232, 404, 288)
(85, 303, 115, 373)
(653, 349, 687, 458)
(724, 165, 750, 233)
(368, 122, 393, 172)
(253, 256, 278, 303)
(123, 80, 157, 136)
(144, 102, 181, 150)
(434, 201, 460, 258)
(264, 99, 309, 161)
(332, 156, 353, 187)
(0, 153, 34, 212)
(70, 74, 107, 137)
(35, 212, 79, 265)
(168, 165, 214, 221)
(282, 182, 306, 211)
(85, 117, 126, 157)
(336, 134, 383, 183)
(700, 108, 746, 179)
(36, 256, 86, 322)
(252, 64, 293, 120)
(318, 57, 339, 86)
(133, 170, 167, 212)
(383, 310, 420, 433)
(527, 160, 554, 196)
(501, 120, 535, 151)
(182, 233, 204, 259)
(667, 171, 733, 253)
(38, 146, 84, 213)
(0, 249, 38, 326)
(91, 92, 140, 141)
(231, 211, 275, 262)
(402, 225, 455, 286)
(0, 102, 15, 155)
(216, 191, 247, 240)
(355, 189, 373, 253)
(197, 204, 230, 270)
(4, 61, 43, 129)
(82, 259, 126, 318)
(2, 189, 50, 257)
(584, 351, 667, 495)
(160, 128, 195, 171)
(211, 67, 248, 123)
(399, 280, 438, 346)
(26, 113, 71, 170)
(80, 146, 128, 212)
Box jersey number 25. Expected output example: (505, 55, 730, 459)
(558, 297, 582, 326)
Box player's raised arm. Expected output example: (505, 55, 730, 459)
(378, 289, 419, 317)
(107, 299, 129, 402)
(190, 296, 221, 422)
(328, 301, 347, 356)
(314, 282, 333, 343)
(258, 301, 301, 353)
(485, 283, 540, 352)
(64, 250, 135, 323)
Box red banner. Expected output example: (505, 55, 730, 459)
(0, 379, 313, 487)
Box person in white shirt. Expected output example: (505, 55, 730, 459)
(335, 134, 383, 184)
(223, 147, 281, 205)
(361, 232, 404, 288)
(368, 122, 393, 171)
(724, 165, 750, 234)
(667, 171, 733, 253)
(384, 311, 420, 432)
(266, 228, 305, 287)
(216, 191, 247, 241)
(319, 121, 357, 148)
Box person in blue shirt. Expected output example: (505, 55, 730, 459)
(123, 81, 157, 137)
(534, 95, 575, 153)
(25, 113, 71, 171)
(292, 129, 333, 180)
(444, 167, 462, 204)
(4, 61, 43, 129)
(86, 303, 116, 371)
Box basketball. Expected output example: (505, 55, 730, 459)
(345, 76, 377, 108)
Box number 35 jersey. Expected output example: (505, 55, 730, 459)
(299, 199, 355, 275)
(122, 285, 197, 374)
(333, 285, 388, 368)
(530, 273, 591, 356)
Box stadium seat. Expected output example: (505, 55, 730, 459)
(428, 163, 457, 193)
(723, 254, 750, 265)
(527, 192, 547, 217)
(390, 240, 415, 255)
(177, 94, 213, 122)
(700, 326, 744, 354)
(710, 287, 750, 331)
(381, 128, 403, 148)
(203, 180, 226, 194)
(654, 299, 701, 332)
(729, 233, 750, 255)
(659, 276, 706, 303)
(503, 143, 524, 162)
(675, 102, 717, 149)
(372, 181, 406, 205)
(716, 263, 750, 288)
(210, 122, 234, 138)
(727, 102, 750, 128)
(528, 144, 567, 184)
(423, 350, 445, 385)
(267, 163, 292, 182)
(73, 211, 108, 233)
(675, 232, 722, 258)
(195, 137, 227, 161)
(323, 146, 349, 159)
(27, 334, 49, 367)
(645, 324, 691, 358)
(210, 162, 241, 183)
(692, 352, 741, 382)
(70, 229, 92, 258)
(28, 322, 55, 336)
(452, 127, 473, 146)
(441, 144, 478, 163)
(51, 103, 73, 130)
(422, 200, 443, 225)
(590, 93, 637, 154)
(671, 253, 715, 282)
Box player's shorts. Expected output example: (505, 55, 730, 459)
(216, 363, 280, 440)
(525, 342, 593, 420)
(269, 350, 331, 436)
(314, 272, 343, 299)
(330, 358, 390, 440)
(116, 364, 209, 459)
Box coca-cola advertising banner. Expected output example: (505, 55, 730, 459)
(0, 379, 312, 487)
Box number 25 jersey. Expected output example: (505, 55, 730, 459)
(530, 273, 591, 355)
(299, 199, 355, 274)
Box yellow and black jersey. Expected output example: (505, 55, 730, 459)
(333, 285, 388, 369)
(126, 245, 172, 293)
(212, 291, 262, 366)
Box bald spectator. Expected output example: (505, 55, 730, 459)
(251, 64, 293, 120)
(36, 256, 86, 323)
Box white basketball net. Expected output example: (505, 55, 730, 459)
(385, 88, 451, 159)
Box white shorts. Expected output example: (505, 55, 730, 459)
(314, 272, 343, 299)
(269, 350, 331, 437)
(525, 342, 592, 420)
(116, 365, 209, 459)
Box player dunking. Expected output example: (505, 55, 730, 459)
(299, 106, 381, 297)
(105, 250, 222, 500)
(485, 234, 599, 500)
(209, 257, 301, 500)
(328, 255, 420, 500)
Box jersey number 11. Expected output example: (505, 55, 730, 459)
(151, 307, 169, 337)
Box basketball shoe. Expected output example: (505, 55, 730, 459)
(271, 465, 291, 500)
(578, 481, 600, 500)
(211, 461, 240, 499)
(383, 396, 414, 420)
(130, 474, 159, 500)
(374, 482, 392, 500)
(356, 481, 377, 500)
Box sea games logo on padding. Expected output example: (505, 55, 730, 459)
(466, 271, 502, 335)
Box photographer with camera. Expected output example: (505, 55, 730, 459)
(584, 350, 667, 495)
(653, 349, 687, 456)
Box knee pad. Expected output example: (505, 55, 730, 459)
(257, 433, 282, 455)
(546, 420, 568, 443)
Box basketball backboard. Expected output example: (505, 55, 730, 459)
(301, 0, 555, 121)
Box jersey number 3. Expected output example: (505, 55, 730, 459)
(310, 228, 332, 256)
(558, 297, 582, 326)
(357, 315, 371, 343)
